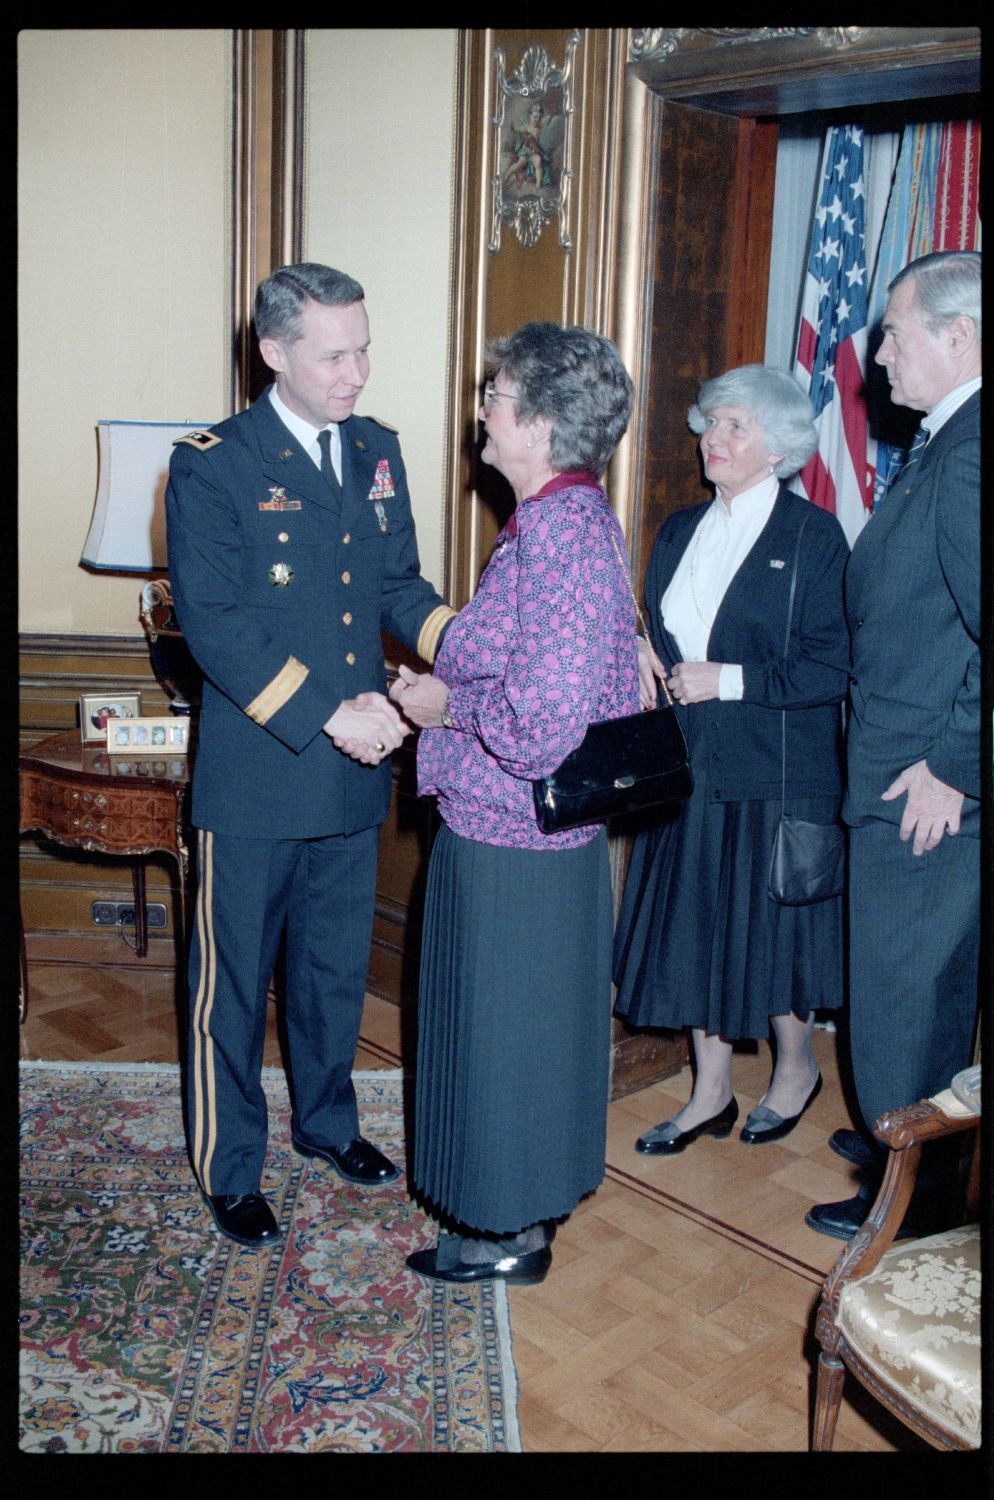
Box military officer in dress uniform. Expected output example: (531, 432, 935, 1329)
(165, 263, 456, 1248)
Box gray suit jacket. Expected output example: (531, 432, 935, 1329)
(843, 389, 980, 834)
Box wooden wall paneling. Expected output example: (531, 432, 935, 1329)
(441, 28, 688, 1097)
(724, 117, 778, 372)
(231, 28, 305, 413)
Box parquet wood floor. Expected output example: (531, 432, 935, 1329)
(19, 946, 922, 1453)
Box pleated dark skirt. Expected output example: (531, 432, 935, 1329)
(413, 822, 614, 1234)
(613, 775, 843, 1040)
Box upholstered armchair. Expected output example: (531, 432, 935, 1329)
(811, 1081, 981, 1451)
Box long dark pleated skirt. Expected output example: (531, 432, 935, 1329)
(413, 822, 614, 1234)
(613, 778, 843, 1040)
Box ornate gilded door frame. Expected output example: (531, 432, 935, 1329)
(620, 26, 981, 581)
(442, 28, 636, 609)
(230, 28, 306, 414)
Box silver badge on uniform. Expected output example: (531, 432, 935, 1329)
(269, 562, 294, 587)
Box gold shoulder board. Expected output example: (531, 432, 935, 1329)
(365, 415, 399, 434)
(173, 430, 223, 450)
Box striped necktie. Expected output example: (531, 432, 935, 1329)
(899, 423, 928, 475)
(881, 423, 928, 504)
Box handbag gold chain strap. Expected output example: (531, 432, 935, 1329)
(609, 530, 676, 708)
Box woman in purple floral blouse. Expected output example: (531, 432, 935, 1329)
(391, 323, 643, 1285)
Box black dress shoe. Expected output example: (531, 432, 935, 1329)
(406, 1243, 552, 1285)
(804, 1187, 922, 1242)
(292, 1133, 399, 1186)
(740, 1073, 822, 1145)
(828, 1127, 879, 1169)
(206, 1192, 281, 1248)
(635, 1097, 738, 1155)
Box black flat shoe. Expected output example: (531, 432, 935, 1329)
(740, 1073, 823, 1145)
(635, 1097, 738, 1155)
(828, 1127, 879, 1169)
(292, 1134, 400, 1186)
(406, 1243, 552, 1285)
(206, 1192, 281, 1248)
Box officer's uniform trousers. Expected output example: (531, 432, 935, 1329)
(166, 390, 454, 1195)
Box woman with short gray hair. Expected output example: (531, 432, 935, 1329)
(614, 364, 850, 1156)
(390, 322, 640, 1285)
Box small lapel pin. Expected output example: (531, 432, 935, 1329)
(770, 558, 785, 569)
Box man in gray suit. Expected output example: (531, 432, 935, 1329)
(807, 250, 981, 1240)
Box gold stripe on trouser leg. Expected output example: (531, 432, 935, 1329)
(190, 829, 219, 1193)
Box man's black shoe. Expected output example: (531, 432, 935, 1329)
(828, 1127, 879, 1170)
(206, 1192, 281, 1248)
(292, 1134, 400, 1186)
(804, 1187, 931, 1243)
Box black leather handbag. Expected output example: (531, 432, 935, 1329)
(533, 703, 693, 833)
(533, 535, 693, 834)
(768, 517, 845, 905)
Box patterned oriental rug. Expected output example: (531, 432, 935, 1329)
(19, 1062, 520, 1453)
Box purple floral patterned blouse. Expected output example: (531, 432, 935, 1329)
(417, 473, 641, 850)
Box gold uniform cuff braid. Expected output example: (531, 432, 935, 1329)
(245, 656, 310, 724)
(417, 605, 458, 665)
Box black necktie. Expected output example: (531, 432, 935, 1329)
(317, 428, 340, 491)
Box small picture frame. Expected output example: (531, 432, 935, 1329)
(106, 715, 189, 754)
(79, 691, 142, 744)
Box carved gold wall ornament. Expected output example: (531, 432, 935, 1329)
(629, 28, 867, 63)
(488, 31, 580, 253)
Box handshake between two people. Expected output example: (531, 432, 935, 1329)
(322, 665, 450, 767)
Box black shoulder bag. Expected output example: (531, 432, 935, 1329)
(767, 516, 845, 904)
(532, 534, 693, 834)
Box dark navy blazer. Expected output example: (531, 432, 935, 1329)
(165, 388, 452, 839)
(843, 390, 980, 834)
(643, 485, 850, 803)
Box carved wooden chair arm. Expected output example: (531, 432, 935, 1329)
(822, 1098, 980, 1307)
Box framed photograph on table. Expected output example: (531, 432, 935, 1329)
(79, 692, 142, 744)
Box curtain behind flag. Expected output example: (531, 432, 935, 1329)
(792, 125, 875, 548)
(868, 120, 982, 506)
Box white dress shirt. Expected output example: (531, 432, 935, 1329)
(661, 473, 780, 701)
(269, 386, 341, 482)
(921, 375, 981, 441)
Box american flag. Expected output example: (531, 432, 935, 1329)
(793, 125, 875, 547)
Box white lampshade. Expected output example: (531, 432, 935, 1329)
(80, 419, 213, 572)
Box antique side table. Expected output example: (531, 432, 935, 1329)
(19, 729, 192, 1019)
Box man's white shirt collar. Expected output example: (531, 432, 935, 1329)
(923, 376, 981, 440)
(269, 386, 340, 473)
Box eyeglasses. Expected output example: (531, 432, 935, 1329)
(482, 382, 521, 413)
